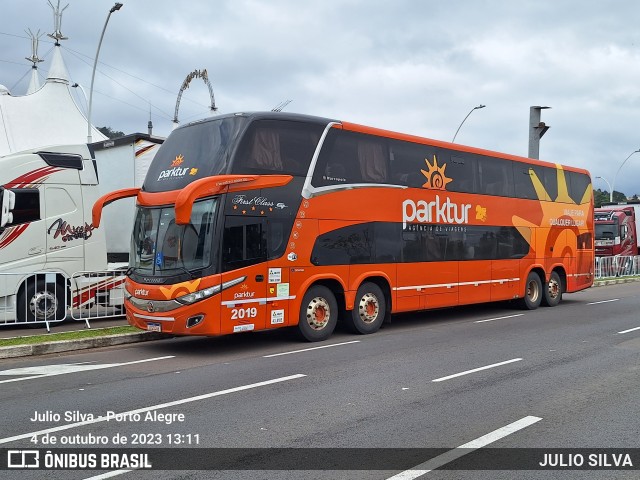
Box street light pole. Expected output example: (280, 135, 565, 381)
(452, 104, 485, 143)
(72, 83, 88, 112)
(595, 176, 612, 200)
(610, 148, 640, 202)
(87, 2, 123, 143)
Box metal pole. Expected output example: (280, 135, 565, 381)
(452, 105, 485, 143)
(528, 106, 550, 159)
(87, 3, 123, 143)
(611, 149, 640, 202)
(595, 176, 612, 200)
(72, 83, 88, 112)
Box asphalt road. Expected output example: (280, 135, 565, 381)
(1, 282, 639, 479)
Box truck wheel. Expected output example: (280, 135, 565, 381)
(542, 271, 563, 307)
(518, 272, 542, 310)
(297, 285, 337, 342)
(17, 279, 67, 323)
(345, 282, 385, 334)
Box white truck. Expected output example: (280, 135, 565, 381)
(0, 134, 162, 326)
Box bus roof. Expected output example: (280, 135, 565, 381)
(176, 111, 590, 177)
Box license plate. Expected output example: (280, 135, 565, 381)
(147, 322, 161, 332)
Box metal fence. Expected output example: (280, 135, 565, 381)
(69, 270, 126, 323)
(0, 270, 126, 331)
(595, 256, 640, 279)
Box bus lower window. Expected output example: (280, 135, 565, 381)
(222, 218, 267, 272)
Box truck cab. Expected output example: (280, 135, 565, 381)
(0, 144, 111, 323)
(594, 208, 637, 257)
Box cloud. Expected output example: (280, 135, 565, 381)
(2, 0, 640, 195)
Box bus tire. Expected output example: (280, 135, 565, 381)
(297, 285, 338, 342)
(345, 282, 385, 334)
(518, 272, 542, 310)
(542, 271, 562, 307)
(17, 278, 67, 323)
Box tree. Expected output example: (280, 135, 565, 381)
(612, 190, 627, 203)
(98, 126, 125, 139)
(593, 188, 608, 208)
(593, 188, 629, 206)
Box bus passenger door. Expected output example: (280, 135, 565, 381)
(219, 216, 268, 335)
(219, 266, 267, 335)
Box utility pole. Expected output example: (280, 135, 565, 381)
(528, 106, 550, 159)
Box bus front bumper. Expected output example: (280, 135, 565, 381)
(125, 298, 218, 336)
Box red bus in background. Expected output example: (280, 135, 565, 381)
(93, 112, 594, 342)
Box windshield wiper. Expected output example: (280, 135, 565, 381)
(171, 265, 196, 280)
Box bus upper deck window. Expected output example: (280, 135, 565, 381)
(248, 129, 282, 171)
(358, 140, 388, 183)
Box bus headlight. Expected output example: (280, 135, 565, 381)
(176, 285, 221, 305)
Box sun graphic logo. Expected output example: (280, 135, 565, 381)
(159, 279, 201, 299)
(421, 155, 452, 190)
(171, 154, 184, 167)
(476, 205, 487, 222)
(234, 283, 255, 299)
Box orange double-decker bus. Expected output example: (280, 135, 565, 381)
(93, 112, 594, 342)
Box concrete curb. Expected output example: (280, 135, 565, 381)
(0, 332, 168, 359)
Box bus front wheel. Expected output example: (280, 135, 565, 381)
(518, 272, 542, 310)
(297, 285, 338, 342)
(345, 282, 385, 334)
(542, 271, 563, 307)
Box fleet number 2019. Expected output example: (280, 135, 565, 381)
(231, 307, 258, 320)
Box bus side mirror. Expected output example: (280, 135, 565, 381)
(0, 187, 16, 227)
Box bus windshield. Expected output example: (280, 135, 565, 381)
(131, 198, 217, 276)
(143, 116, 246, 193)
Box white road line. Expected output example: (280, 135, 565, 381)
(386, 416, 542, 479)
(263, 340, 360, 357)
(474, 314, 524, 324)
(432, 358, 523, 383)
(0, 374, 306, 445)
(83, 470, 132, 480)
(0, 356, 175, 384)
(618, 326, 640, 334)
(587, 299, 619, 305)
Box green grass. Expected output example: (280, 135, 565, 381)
(0, 326, 140, 347)
(595, 275, 640, 282)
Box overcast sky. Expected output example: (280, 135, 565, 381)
(2, 0, 640, 196)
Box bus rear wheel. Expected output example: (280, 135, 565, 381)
(345, 282, 385, 334)
(297, 285, 338, 342)
(542, 271, 563, 307)
(518, 272, 542, 310)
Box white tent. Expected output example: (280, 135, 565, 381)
(0, 43, 107, 157)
